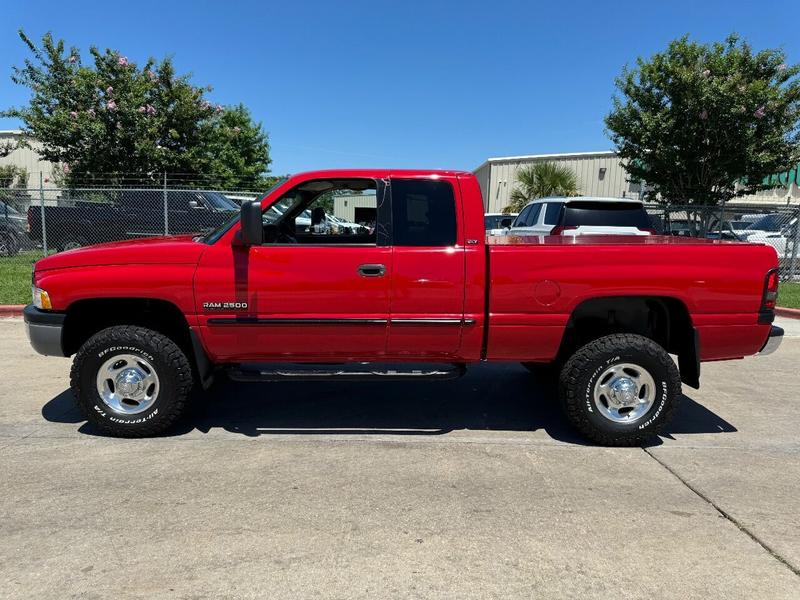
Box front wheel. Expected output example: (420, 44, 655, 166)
(558, 334, 681, 446)
(70, 326, 193, 437)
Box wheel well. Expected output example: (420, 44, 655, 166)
(559, 296, 699, 388)
(62, 298, 194, 362)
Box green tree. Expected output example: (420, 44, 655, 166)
(606, 34, 800, 214)
(2, 31, 271, 187)
(506, 162, 579, 213)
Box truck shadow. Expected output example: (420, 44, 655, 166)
(42, 363, 736, 445)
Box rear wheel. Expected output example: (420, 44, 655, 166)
(558, 334, 680, 446)
(70, 325, 193, 437)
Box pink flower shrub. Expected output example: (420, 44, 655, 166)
(118, 56, 129, 67)
(107, 100, 117, 111)
(216, 104, 224, 114)
(754, 106, 766, 119)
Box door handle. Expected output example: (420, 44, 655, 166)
(358, 263, 386, 277)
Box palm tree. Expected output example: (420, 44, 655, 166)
(505, 162, 579, 213)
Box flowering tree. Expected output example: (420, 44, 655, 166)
(2, 31, 271, 188)
(606, 34, 800, 209)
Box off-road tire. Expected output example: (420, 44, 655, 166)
(70, 326, 192, 437)
(558, 334, 681, 446)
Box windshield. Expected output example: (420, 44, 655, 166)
(745, 214, 783, 232)
(201, 178, 287, 244)
(202, 191, 239, 211)
(484, 215, 511, 229)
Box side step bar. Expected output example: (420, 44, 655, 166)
(227, 362, 466, 382)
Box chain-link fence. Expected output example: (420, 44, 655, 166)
(644, 203, 800, 281)
(0, 183, 261, 258)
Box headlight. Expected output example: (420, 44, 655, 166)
(32, 286, 52, 310)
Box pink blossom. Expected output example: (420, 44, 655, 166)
(754, 106, 766, 119)
(216, 104, 224, 114)
(87, 108, 96, 117)
(146, 104, 156, 116)
(199, 100, 211, 110)
(62, 164, 70, 174)
(146, 70, 157, 80)
(68, 55, 78, 64)
(118, 56, 129, 67)
(702, 69, 711, 78)
(699, 110, 708, 120)
(138, 106, 147, 113)
(106, 86, 114, 95)
(778, 63, 787, 71)
(69, 111, 79, 120)
(232, 126, 241, 133)
(106, 100, 117, 111)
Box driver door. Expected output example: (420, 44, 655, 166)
(195, 178, 391, 361)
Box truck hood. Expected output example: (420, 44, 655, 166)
(35, 235, 208, 271)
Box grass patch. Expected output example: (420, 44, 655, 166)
(0, 251, 42, 304)
(778, 282, 800, 309)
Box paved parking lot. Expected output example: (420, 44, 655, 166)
(1, 317, 799, 599)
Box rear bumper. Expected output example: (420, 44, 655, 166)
(23, 304, 66, 357)
(758, 325, 784, 357)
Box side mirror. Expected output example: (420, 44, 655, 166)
(500, 217, 513, 228)
(239, 200, 263, 246)
(188, 199, 203, 210)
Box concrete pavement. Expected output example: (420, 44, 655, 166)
(1, 318, 798, 599)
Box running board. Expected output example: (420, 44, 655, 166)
(226, 362, 466, 382)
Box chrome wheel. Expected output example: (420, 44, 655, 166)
(95, 353, 160, 415)
(593, 362, 656, 424)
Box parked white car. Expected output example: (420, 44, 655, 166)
(506, 197, 654, 236)
(741, 213, 798, 255)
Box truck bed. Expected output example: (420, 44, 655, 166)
(485, 234, 777, 362)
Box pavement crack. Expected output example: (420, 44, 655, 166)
(642, 446, 800, 578)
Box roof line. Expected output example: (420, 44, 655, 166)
(474, 150, 618, 172)
(0, 130, 23, 135)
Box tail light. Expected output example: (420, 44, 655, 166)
(761, 268, 780, 311)
(549, 225, 578, 235)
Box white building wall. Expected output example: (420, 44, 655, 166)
(333, 194, 377, 222)
(0, 131, 58, 189)
(476, 151, 637, 213)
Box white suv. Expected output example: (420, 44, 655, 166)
(507, 197, 654, 236)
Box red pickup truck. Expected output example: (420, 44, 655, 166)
(24, 169, 783, 445)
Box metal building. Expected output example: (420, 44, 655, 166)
(473, 151, 639, 213)
(474, 149, 800, 212)
(0, 130, 58, 188)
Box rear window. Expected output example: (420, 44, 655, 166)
(391, 179, 457, 246)
(561, 202, 651, 229)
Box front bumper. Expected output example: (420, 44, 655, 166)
(758, 325, 784, 357)
(23, 304, 66, 357)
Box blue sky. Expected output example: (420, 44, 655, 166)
(1, 0, 798, 174)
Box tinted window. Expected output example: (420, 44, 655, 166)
(543, 202, 562, 225)
(392, 179, 457, 246)
(513, 205, 532, 228)
(561, 202, 651, 228)
(526, 204, 542, 226)
(484, 215, 508, 229)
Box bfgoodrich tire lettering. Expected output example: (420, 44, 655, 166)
(558, 334, 681, 446)
(70, 325, 192, 437)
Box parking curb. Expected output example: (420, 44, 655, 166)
(776, 307, 800, 320)
(0, 305, 25, 317)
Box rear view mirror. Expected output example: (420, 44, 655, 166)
(239, 200, 263, 245)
